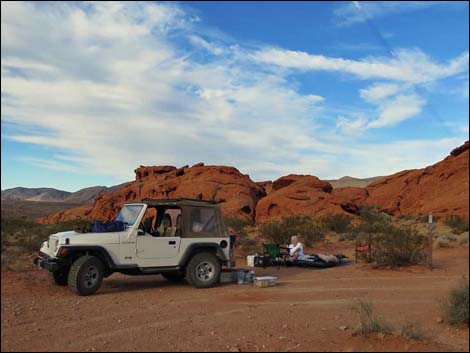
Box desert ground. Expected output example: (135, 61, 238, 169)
(1, 243, 468, 352)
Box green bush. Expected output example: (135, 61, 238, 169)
(320, 214, 352, 233)
(1, 218, 90, 258)
(444, 279, 469, 326)
(225, 217, 252, 236)
(236, 237, 258, 252)
(398, 321, 424, 341)
(433, 233, 459, 248)
(459, 232, 469, 246)
(445, 215, 470, 234)
(259, 215, 325, 246)
(354, 300, 394, 336)
(358, 206, 392, 225)
(373, 225, 426, 268)
(337, 232, 357, 241)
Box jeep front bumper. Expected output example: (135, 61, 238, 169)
(33, 252, 59, 273)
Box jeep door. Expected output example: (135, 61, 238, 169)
(136, 208, 181, 262)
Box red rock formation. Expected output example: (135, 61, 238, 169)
(255, 181, 273, 195)
(365, 141, 469, 218)
(38, 141, 469, 224)
(254, 175, 358, 223)
(38, 164, 265, 224)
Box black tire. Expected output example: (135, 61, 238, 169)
(50, 271, 68, 286)
(185, 252, 221, 289)
(68, 255, 104, 296)
(161, 272, 186, 283)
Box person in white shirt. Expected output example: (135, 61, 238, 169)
(288, 235, 306, 261)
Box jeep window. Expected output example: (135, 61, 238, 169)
(115, 205, 143, 226)
(155, 208, 182, 237)
(190, 207, 217, 234)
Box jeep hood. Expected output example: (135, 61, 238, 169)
(50, 231, 81, 240)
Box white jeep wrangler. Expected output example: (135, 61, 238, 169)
(34, 199, 236, 296)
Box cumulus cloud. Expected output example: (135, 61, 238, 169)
(1, 2, 327, 181)
(253, 48, 469, 84)
(334, 1, 461, 27)
(360, 83, 403, 102)
(1, 1, 468, 183)
(369, 94, 426, 128)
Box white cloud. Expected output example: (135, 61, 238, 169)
(1, 1, 327, 181)
(1, 1, 467, 185)
(360, 83, 403, 102)
(369, 94, 426, 128)
(334, 1, 462, 27)
(188, 35, 225, 55)
(253, 48, 469, 84)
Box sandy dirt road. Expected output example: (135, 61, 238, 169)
(1, 245, 468, 352)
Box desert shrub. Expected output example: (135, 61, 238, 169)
(445, 215, 470, 234)
(320, 214, 352, 233)
(433, 236, 450, 249)
(459, 232, 469, 246)
(433, 233, 459, 248)
(226, 217, 252, 236)
(237, 237, 258, 252)
(259, 216, 325, 246)
(337, 232, 357, 241)
(357, 206, 392, 225)
(1, 218, 90, 254)
(443, 279, 469, 326)
(373, 225, 426, 267)
(354, 300, 394, 336)
(398, 321, 424, 340)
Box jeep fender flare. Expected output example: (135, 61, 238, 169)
(58, 246, 117, 270)
(178, 243, 228, 267)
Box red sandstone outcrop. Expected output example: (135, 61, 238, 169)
(364, 141, 469, 218)
(38, 164, 265, 224)
(38, 141, 469, 224)
(254, 175, 358, 223)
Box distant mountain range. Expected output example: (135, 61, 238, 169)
(326, 176, 384, 188)
(1, 175, 380, 207)
(1, 182, 130, 205)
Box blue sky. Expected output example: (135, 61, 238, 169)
(1, 1, 469, 192)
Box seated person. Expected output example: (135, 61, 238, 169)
(289, 235, 340, 264)
(288, 235, 306, 261)
(143, 216, 155, 234)
(156, 215, 171, 237)
(156, 214, 177, 237)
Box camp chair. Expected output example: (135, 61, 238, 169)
(263, 244, 290, 266)
(355, 234, 372, 263)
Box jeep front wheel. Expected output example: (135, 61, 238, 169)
(68, 255, 104, 296)
(186, 252, 221, 289)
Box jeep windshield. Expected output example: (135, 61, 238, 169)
(115, 205, 143, 226)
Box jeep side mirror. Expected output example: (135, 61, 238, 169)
(137, 230, 145, 236)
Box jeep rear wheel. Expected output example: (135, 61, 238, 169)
(50, 270, 68, 286)
(162, 272, 186, 283)
(68, 255, 104, 296)
(186, 252, 221, 289)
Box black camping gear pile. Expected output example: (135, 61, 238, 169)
(253, 243, 347, 269)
